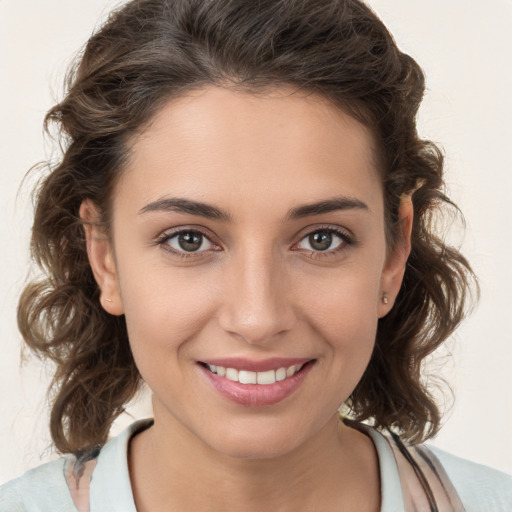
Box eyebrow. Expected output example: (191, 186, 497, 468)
(285, 196, 369, 221)
(139, 197, 231, 220)
(138, 195, 369, 221)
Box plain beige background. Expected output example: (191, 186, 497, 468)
(1, 0, 511, 484)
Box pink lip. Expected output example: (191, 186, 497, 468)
(201, 357, 311, 372)
(198, 360, 315, 407)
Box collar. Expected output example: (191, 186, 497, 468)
(89, 419, 405, 512)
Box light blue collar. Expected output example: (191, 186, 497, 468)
(89, 419, 404, 512)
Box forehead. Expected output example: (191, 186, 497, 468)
(117, 86, 382, 218)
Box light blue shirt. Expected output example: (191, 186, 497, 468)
(1, 419, 511, 511)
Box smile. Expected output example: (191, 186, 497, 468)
(205, 363, 304, 385)
(198, 359, 315, 406)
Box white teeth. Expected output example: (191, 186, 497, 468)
(257, 370, 276, 385)
(286, 366, 296, 377)
(275, 367, 286, 381)
(239, 370, 257, 384)
(225, 368, 239, 382)
(206, 363, 305, 385)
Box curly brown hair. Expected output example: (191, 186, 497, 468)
(18, 0, 476, 454)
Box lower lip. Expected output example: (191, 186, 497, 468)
(198, 362, 314, 407)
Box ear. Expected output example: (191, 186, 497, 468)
(80, 199, 124, 316)
(378, 195, 413, 318)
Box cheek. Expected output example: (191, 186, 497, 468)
(117, 258, 218, 363)
(299, 261, 382, 327)
(119, 269, 222, 411)
(296, 264, 382, 370)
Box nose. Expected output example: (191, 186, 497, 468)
(217, 249, 297, 345)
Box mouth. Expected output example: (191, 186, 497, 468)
(197, 359, 315, 406)
(201, 361, 307, 385)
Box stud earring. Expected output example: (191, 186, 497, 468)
(382, 294, 389, 304)
(104, 298, 113, 303)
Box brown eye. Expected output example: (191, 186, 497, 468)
(165, 230, 214, 253)
(297, 229, 344, 252)
(178, 232, 203, 251)
(309, 231, 334, 251)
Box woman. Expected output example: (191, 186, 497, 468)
(1, 0, 511, 510)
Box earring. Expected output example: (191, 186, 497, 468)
(104, 297, 113, 303)
(382, 294, 389, 304)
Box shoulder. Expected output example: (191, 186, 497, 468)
(0, 458, 76, 512)
(360, 421, 512, 511)
(0, 419, 152, 512)
(428, 446, 512, 512)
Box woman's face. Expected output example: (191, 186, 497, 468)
(87, 86, 409, 459)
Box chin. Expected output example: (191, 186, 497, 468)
(212, 435, 300, 461)
(199, 417, 316, 461)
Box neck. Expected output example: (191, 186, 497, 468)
(128, 411, 380, 512)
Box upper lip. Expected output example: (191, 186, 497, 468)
(199, 357, 313, 372)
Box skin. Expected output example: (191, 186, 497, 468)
(81, 86, 412, 512)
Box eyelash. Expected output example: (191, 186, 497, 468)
(155, 225, 357, 261)
(295, 226, 357, 260)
